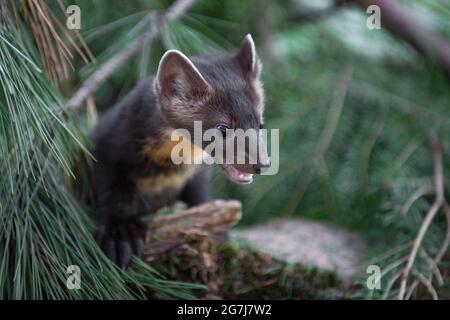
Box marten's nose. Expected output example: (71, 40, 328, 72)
(253, 161, 271, 174)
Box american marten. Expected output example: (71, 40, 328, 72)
(92, 34, 269, 267)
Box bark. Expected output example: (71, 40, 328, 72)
(143, 200, 242, 259)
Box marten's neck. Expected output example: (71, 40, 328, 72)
(141, 108, 205, 168)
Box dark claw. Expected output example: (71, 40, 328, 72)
(95, 217, 146, 269)
(104, 238, 117, 264)
(135, 238, 144, 258)
(118, 240, 132, 268)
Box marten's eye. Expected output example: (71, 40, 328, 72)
(259, 124, 264, 130)
(216, 124, 229, 138)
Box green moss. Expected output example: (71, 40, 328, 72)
(154, 241, 349, 299)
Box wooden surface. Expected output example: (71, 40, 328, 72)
(143, 200, 242, 259)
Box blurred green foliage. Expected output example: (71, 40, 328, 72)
(68, 0, 450, 299)
(2, 0, 450, 299)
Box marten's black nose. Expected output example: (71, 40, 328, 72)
(253, 161, 271, 174)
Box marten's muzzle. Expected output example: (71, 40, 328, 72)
(219, 128, 270, 183)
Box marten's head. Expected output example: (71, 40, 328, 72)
(154, 34, 270, 184)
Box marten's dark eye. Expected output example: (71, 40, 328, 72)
(259, 124, 264, 129)
(216, 124, 229, 138)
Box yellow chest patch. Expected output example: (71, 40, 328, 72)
(142, 129, 206, 165)
(136, 166, 197, 196)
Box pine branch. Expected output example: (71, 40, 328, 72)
(0, 2, 199, 299)
(398, 140, 447, 300)
(289, 2, 344, 23)
(282, 65, 353, 217)
(66, 0, 196, 115)
(403, 200, 450, 300)
(350, 0, 450, 80)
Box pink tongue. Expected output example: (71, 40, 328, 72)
(227, 165, 253, 182)
(239, 172, 252, 179)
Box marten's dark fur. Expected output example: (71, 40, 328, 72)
(92, 35, 266, 267)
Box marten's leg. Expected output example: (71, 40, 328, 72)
(94, 162, 146, 268)
(179, 166, 212, 207)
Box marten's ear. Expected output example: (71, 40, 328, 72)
(154, 50, 211, 107)
(236, 34, 262, 79)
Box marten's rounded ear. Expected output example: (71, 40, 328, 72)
(154, 50, 211, 106)
(236, 34, 262, 78)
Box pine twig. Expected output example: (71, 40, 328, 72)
(350, 0, 450, 80)
(412, 269, 438, 300)
(289, 2, 345, 24)
(403, 201, 450, 299)
(398, 140, 446, 300)
(282, 64, 353, 217)
(66, 0, 196, 116)
(399, 185, 434, 216)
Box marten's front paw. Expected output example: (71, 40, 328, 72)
(95, 217, 147, 268)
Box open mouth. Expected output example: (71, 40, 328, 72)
(220, 164, 254, 184)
